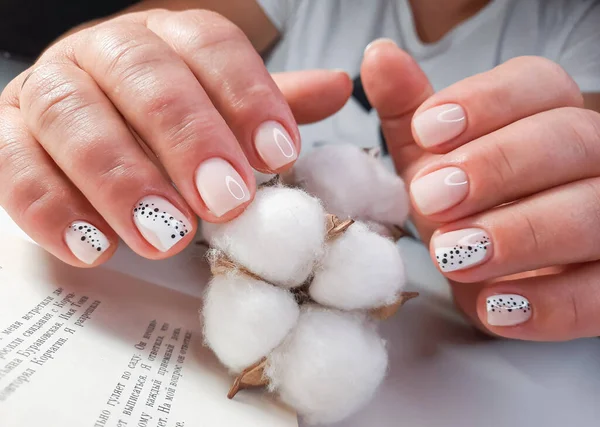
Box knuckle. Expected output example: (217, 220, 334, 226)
(226, 82, 278, 127)
(167, 9, 246, 51)
(163, 113, 218, 155)
(561, 107, 600, 161)
(580, 180, 600, 249)
(21, 63, 95, 135)
(8, 167, 65, 225)
(84, 22, 175, 89)
(94, 156, 151, 200)
(93, 29, 169, 84)
(511, 207, 542, 255)
(513, 56, 582, 106)
(478, 136, 517, 194)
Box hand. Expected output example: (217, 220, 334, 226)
(361, 40, 600, 341)
(0, 9, 352, 267)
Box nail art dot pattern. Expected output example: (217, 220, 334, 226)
(132, 196, 192, 252)
(65, 221, 110, 264)
(435, 234, 490, 272)
(134, 201, 189, 241)
(486, 296, 530, 313)
(486, 294, 531, 327)
(68, 222, 107, 252)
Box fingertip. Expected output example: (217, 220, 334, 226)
(361, 40, 432, 120)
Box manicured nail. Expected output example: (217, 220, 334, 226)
(411, 167, 468, 215)
(486, 294, 531, 326)
(65, 221, 110, 264)
(255, 121, 298, 170)
(133, 196, 191, 252)
(413, 104, 467, 147)
(433, 228, 491, 273)
(195, 158, 251, 217)
(364, 38, 397, 54)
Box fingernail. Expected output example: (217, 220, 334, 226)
(411, 167, 469, 215)
(364, 38, 397, 54)
(133, 196, 192, 252)
(432, 228, 491, 273)
(413, 103, 467, 147)
(486, 294, 531, 326)
(65, 221, 110, 264)
(255, 121, 298, 170)
(195, 158, 251, 217)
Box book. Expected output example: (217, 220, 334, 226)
(0, 233, 297, 427)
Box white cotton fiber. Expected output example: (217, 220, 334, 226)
(265, 306, 388, 425)
(289, 144, 409, 227)
(202, 187, 326, 288)
(202, 273, 299, 373)
(310, 222, 405, 310)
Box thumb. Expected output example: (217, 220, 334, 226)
(361, 39, 434, 177)
(272, 69, 353, 125)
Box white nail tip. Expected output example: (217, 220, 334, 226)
(133, 196, 191, 252)
(65, 221, 109, 264)
(486, 294, 531, 326)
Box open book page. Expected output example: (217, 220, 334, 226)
(0, 234, 297, 427)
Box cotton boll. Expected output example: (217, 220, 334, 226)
(289, 144, 409, 227)
(265, 307, 388, 425)
(202, 273, 299, 373)
(203, 187, 326, 287)
(310, 222, 405, 310)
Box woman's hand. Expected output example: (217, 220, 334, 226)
(362, 40, 600, 341)
(0, 9, 352, 267)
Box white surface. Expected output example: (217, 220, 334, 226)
(2, 207, 600, 426)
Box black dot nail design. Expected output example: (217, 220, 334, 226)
(434, 231, 491, 272)
(66, 221, 109, 264)
(133, 197, 191, 252)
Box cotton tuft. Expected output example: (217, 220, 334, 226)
(202, 273, 299, 373)
(202, 187, 326, 287)
(310, 222, 406, 310)
(288, 144, 409, 227)
(265, 306, 388, 425)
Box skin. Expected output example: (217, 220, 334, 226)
(0, 0, 599, 341)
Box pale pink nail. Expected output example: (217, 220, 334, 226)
(195, 158, 251, 217)
(410, 167, 468, 215)
(487, 294, 531, 326)
(413, 104, 467, 147)
(255, 121, 298, 170)
(65, 221, 110, 264)
(133, 196, 192, 252)
(433, 228, 491, 273)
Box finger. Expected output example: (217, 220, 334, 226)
(147, 10, 301, 173)
(361, 39, 433, 176)
(428, 177, 600, 283)
(474, 262, 600, 341)
(272, 70, 353, 124)
(0, 81, 117, 266)
(69, 16, 255, 221)
(411, 56, 584, 152)
(19, 61, 196, 257)
(410, 107, 600, 218)
(450, 267, 566, 336)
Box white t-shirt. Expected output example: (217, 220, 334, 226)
(257, 0, 600, 153)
